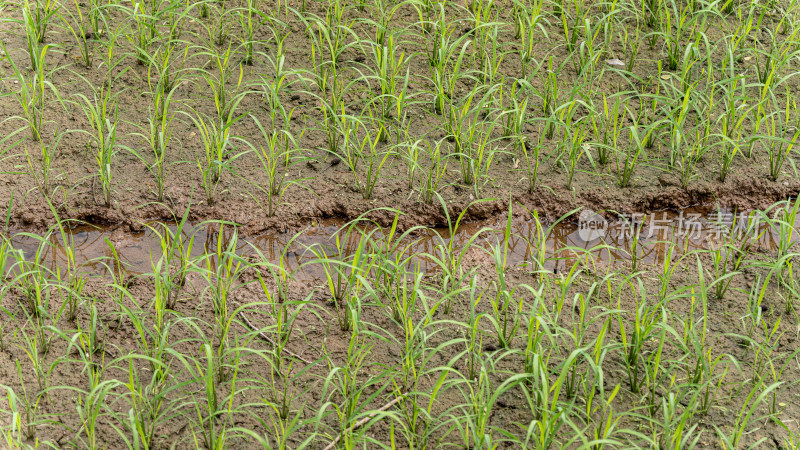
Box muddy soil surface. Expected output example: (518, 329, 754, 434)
(1, 0, 800, 448)
(0, 0, 798, 233)
(1, 204, 799, 448)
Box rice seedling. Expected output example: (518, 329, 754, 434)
(73, 84, 120, 207)
(196, 42, 246, 128)
(624, 214, 648, 272)
(763, 93, 800, 181)
(661, 0, 699, 71)
(10, 234, 52, 319)
(521, 207, 579, 278)
(101, 237, 131, 326)
(319, 333, 381, 447)
(236, 0, 266, 66)
(461, 363, 530, 448)
(514, 134, 541, 193)
(59, 0, 94, 68)
(615, 126, 647, 188)
(257, 24, 293, 128)
(762, 196, 800, 263)
(244, 115, 306, 216)
(251, 265, 311, 373)
(146, 38, 190, 98)
(714, 381, 781, 448)
(345, 125, 391, 200)
(201, 222, 245, 383)
(410, 139, 447, 205)
(309, 222, 375, 332)
(563, 121, 588, 191)
(515, 0, 547, 80)
(682, 260, 732, 415)
(447, 85, 503, 191)
(174, 342, 239, 450)
(149, 209, 195, 312)
(16, 320, 52, 396)
(715, 57, 754, 181)
(365, 32, 411, 121)
(232, 361, 309, 448)
(46, 207, 88, 323)
(116, 278, 174, 388)
(23, 126, 61, 200)
(422, 198, 494, 297)
(28, 0, 59, 44)
(130, 84, 181, 203)
(424, 3, 472, 115)
(461, 275, 485, 380)
(1, 40, 58, 142)
(706, 212, 760, 299)
(501, 84, 526, 143)
(617, 280, 665, 394)
(186, 110, 246, 205)
(762, 336, 800, 419)
(747, 310, 784, 387)
(123, 0, 157, 65)
(2, 362, 48, 441)
(365, 212, 423, 306)
(484, 205, 527, 348)
(123, 354, 182, 449)
(0, 385, 27, 446)
(590, 93, 627, 166)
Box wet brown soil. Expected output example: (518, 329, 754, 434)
(1, 0, 800, 448)
(0, 0, 798, 233)
(7, 204, 797, 278)
(1, 204, 799, 447)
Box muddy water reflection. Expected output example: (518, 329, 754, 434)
(4, 205, 797, 281)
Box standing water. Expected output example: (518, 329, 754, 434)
(3, 202, 798, 280)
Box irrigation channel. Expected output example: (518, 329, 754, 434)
(4, 201, 798, 281)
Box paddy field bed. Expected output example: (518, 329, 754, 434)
(1, 0, 800, 447)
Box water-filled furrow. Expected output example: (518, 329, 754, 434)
(3, 203, 796, 282)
